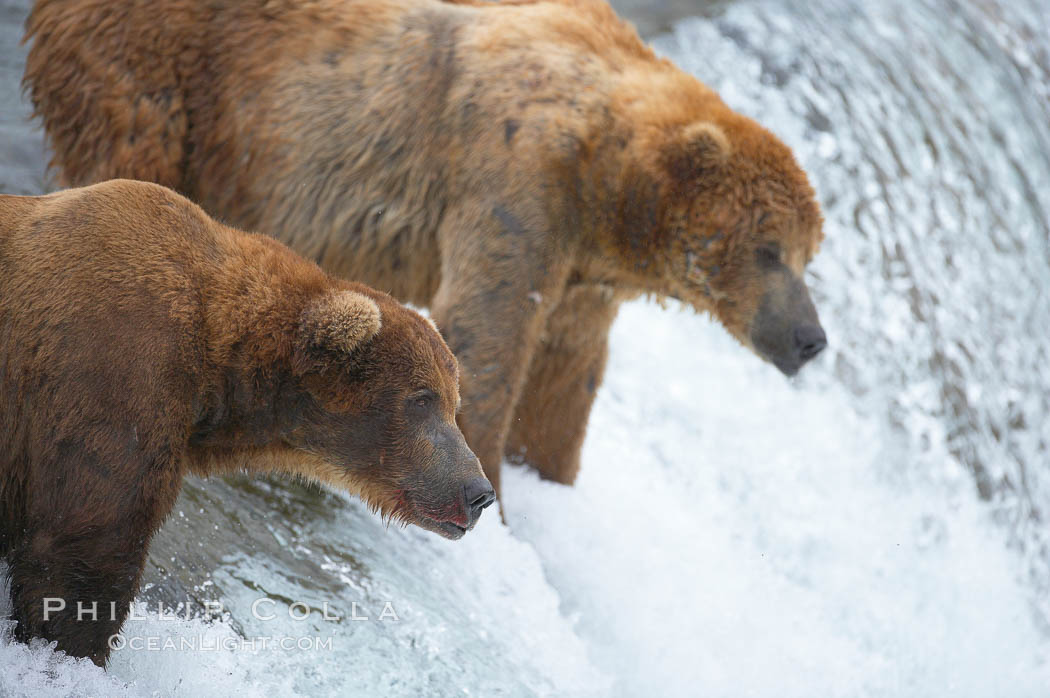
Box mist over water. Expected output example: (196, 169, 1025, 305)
(1, 1, 1049, 696)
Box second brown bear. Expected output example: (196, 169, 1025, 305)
(0, 179, 494, 666)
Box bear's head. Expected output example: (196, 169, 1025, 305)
(289, 286, 494, 539)
(621, 116, 827, 376)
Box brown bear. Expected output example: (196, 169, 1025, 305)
(0, 179, 494, 666)
(23, 0, 828, 495)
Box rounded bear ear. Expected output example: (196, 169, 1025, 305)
(298, 289, 382, 357)
(662, 122, 730, 183)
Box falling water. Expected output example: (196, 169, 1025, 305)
(653, 0, 1050, 612)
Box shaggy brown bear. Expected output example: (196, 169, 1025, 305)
(0, 179, 494, 666)
(24, 0, 828, 494)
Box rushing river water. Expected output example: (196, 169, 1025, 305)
(655, 0, 1050, 608)
(1, 0, 1049, 696)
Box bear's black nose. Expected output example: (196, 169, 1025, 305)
(794, 324, 827, 362)
(464, 477, 496, 516)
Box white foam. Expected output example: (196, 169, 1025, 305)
(504, 302, 1050, 697)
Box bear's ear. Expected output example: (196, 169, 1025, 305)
(661, 122, 730, 183)
(297, 290, 382, 358)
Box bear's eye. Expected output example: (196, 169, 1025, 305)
(755, 245, 781, 269)
(408, 390, 436, 411)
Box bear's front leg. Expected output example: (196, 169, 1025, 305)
(505, 284, 622, 485)
(432, 202, 573, 497)
(8, 527, 156, 666)
(8, 449, 182, 666)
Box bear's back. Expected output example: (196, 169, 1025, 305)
(0, 181, 246, 318)
(0, 181, 245, 402)
(2, 180, 226, 270)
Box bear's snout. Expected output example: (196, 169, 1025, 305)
(749, 270, 827, 377)
(425, 473, 494, 540)
(407, 425, 494, 539)
(463, 476, 496, 522)
(794, 324, 827, 363)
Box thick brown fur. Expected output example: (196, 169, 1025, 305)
(0, 179, 489, 665)
(24, 0, 828, 493)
